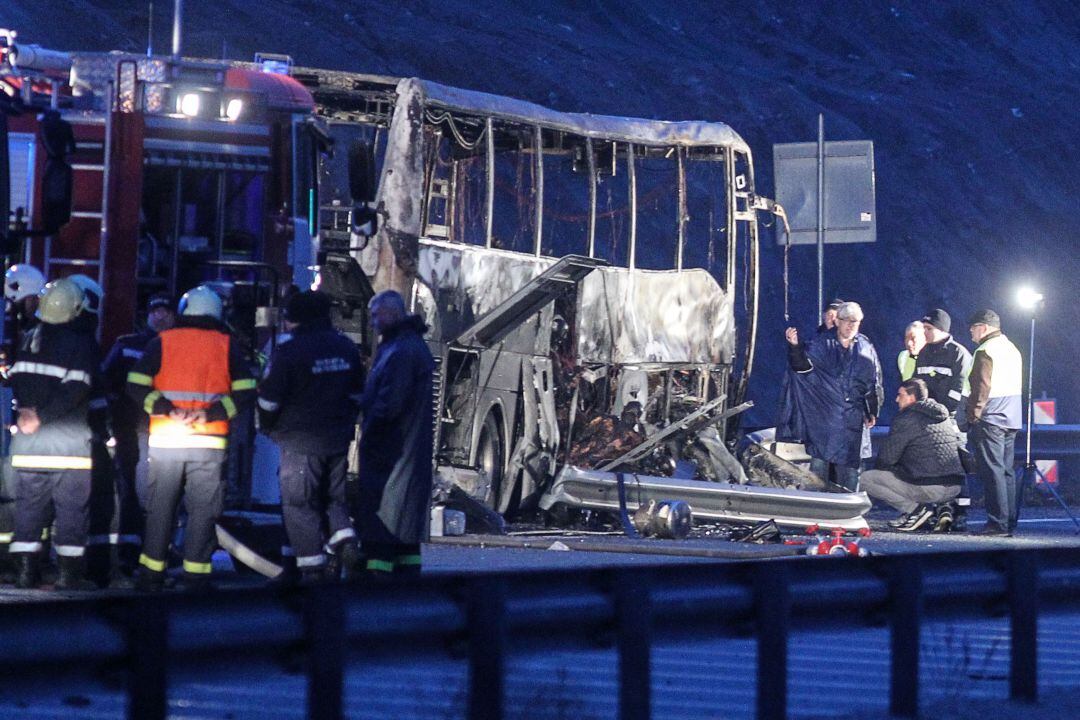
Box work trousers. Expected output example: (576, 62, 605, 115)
(115, 429, 151, 509)
(859, 469, 961, 514)
(810, 458, 860, 492)
(279, 449, 354, 568)
(969, 421, 1018, 530)
(141, 459, 223, 575)
(0, 458, 15, 554)
(87, 439, 142, 551)
(11, 468, 91, 557)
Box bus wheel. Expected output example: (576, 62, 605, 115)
(476, 411, 505, 509)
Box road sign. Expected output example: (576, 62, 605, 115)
(773, 140, 876, 245)
(1034, 398, 1056, 425)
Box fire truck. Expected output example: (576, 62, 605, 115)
(2, 28, 870, 548)
(0, 28, 321, 355)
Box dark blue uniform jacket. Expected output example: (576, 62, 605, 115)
(258, 319, 363, 455)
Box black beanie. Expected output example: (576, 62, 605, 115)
(967, 309, 1001, 328)
(921, 308, 951, 333)
(284, 290, 331, 325)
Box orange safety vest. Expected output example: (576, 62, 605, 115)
(148, 328, 233, 450)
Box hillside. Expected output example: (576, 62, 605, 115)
(3, 0, 1079, 424)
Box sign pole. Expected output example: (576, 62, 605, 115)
(816, 114, 825, 315)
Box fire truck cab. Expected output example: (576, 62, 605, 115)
(1, 28, 322, 352)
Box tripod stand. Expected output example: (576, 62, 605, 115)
(1015, 312, 1080, 533)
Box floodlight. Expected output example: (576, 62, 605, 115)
(1016, 286, 1044, 310)
(224, 98, 243, 121)
(177, 92, 200, 117)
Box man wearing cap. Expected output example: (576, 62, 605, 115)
(817, 298, 844, 335)
(965, 309, 1023, 536)
(257, 291, 364, 583)
(101, 293, 176, 574)
(915, 309, 973, 417)
(781, 301, 883, 491)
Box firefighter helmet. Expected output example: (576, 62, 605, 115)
(4, 264, 45, 302)
(36, 278, 85, 324)
(178, 285, 223, 320)
(68, 273, 103, 315)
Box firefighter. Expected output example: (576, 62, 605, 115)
(258, 290, 363, 583)
(101, 293, 175, 565)
(68, 273, 139, 587)
(126, 286, 256, 591)
(8, 278, 98, 590)
(0, 265, 45, 576)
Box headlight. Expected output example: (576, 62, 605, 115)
(225, 97, 243, 121)
(177, 92, 201, 117)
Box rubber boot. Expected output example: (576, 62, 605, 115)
(299, 566, 327, 586)
(56, 556, 97, 591)
(338, 541, 363, 582)
(177, 571, 213, 593)
(15, 553, 41, 589)
(0, 545, 16, 584)
(135, 567, 165, 593)
(108, 547, 136, 590)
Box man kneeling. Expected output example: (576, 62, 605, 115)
(862, 378, 965, 532)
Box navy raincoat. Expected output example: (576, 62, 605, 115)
(357, 315, 435, 545)
(778, 329, 883, 467)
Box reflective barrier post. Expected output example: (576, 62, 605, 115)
(127, 598, 168, 720)
(468, 577, 506, 720)
(889, 557, 922, 718)
(1009, 554, 1038, 701)
(755, 564, 789, 720)
(616, 571, 652, 720)
(306, 584, 345, 720)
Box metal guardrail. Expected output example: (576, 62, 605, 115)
(1, 547, 1078, 720)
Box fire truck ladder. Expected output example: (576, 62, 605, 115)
(43, 114, 110, 293)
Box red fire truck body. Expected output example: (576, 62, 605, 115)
(2, 36, 319, 349)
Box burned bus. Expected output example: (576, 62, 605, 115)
(1, 24, 869, 532)
(305, 73, 869, 529)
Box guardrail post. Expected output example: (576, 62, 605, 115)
(1008, 552, 1038, 702)
(889, 557, 922, 718)
(615, 570, 652, 720)
(127, 597, 168, 720)
(305, 583, 345, 720)
(468, 577, 506, 720)
(755, 563, 789, 720)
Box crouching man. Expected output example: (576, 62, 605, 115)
(861, 378, 965, 532)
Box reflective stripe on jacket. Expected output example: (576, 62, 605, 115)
(8, 322, 96, 469)
(149, 327, 232, 450)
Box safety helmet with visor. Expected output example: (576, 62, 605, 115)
(4, 264, 45, 302)
(36, 278, 85, 325)
(178, 285, 223, 320)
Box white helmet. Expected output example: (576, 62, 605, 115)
(68, 273, 103, 315)
(4, 264, 45, 302)
(178, 285, 223, 320)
